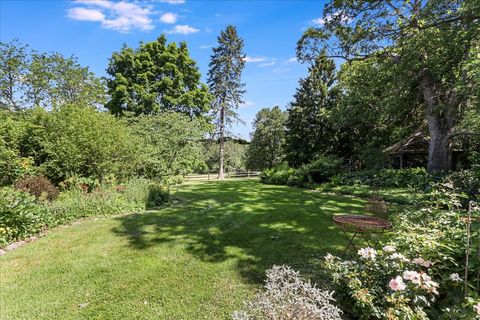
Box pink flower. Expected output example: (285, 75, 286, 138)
(389, 276, 406, 291)
(403, 270, 420, 283)
(473, 302, 480, 315)
(413, 257, 432, 268)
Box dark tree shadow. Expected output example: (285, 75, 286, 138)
(112, 179, 367, 283)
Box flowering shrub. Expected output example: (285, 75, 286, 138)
(232, 265, 342, 320)
(322, 200, 480, 319)
(323, 247, 446, 319)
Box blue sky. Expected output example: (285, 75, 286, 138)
(0, 0, 328, 140)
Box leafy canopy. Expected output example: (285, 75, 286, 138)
(106, 35, 211, 119)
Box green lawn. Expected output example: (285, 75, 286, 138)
(0, 179, 367, 319)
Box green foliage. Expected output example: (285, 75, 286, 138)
(296, 0, 480, 172)
(323, 204, 480, 319)
(0, 187, 48, 245)
(285, 54, 338, 167)
(14, 175, 59, 201)
(146, 184, 170, 209)
(203, 139, 248, 173)
(131, 112, 206, 181)
(261, 155, 343, 187)
(0, 40, 105, 110)
(106, 35, 210, 118)
(22, 105, 141, 182)
(334, 168, 431, 189)
(0, 110, 37, 185)
(246, 106, 287, 170)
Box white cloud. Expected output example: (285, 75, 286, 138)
(166, 24, 199, 34)
(239, 100, 255, 108)
(244, 56, 267, 63)
(199, 44, 212, 49)
(285, 57, 297, 63)
(157, 0, 186, 4)
(159, 12, 178, 24)
(67, 7, 105, 21)
(67, 0, 154, 32)
(272, 68, 291, 73)
(259, 61, 275, 67)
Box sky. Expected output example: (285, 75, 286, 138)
(0, 0, 328, 140)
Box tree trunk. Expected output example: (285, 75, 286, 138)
(421, 71, 455, 173)
(427, 114, 452, 172)
(218, 105, 225, 179)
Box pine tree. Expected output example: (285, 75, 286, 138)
(285, 54, 336, 167)
(207, 25, 246, 179)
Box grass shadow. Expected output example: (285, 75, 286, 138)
(112, 179, 367, 283)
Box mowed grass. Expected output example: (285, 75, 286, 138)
(0, 179, 366, 319)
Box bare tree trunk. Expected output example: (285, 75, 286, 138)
(421, 71, 455, 173)
(218, 105, 225, 179)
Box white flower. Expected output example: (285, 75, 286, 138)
(449, 273, 462, 282)
(324, 253, 334, 262)
(420, 273, 439, 295)
(382, 245, 396, 253)
(389, 253, 409, 262)
(389, 276, 406, 291)
(413, 257, 432, 268)
(358, 247, 377, 260)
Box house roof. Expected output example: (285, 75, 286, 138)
(384, 131, 430, 154)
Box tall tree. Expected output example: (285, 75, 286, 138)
(0, 40, 105, 110)
(207, 25, 246, 179)
(106, 35, 211, 119)
(246, 106, 287, 170)
(284, 54, 337, 167)
(297, 0, 480, 172)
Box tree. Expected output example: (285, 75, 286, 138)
(204, 139, 248, 173)
(131, 112, 206, 182)
(284, 54, 337, 167)
(16, 105, 141, 183)
(106, 36, 210, 119)
(332, 57, 424, 169)
(0, 40, 28, 110)
(207, 25, 246, 179)
(0, 40, 105, 110)
(246, 106, 287, 170)
(297, 0, 480, 172)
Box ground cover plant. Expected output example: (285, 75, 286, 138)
(0, 179, 367, 319)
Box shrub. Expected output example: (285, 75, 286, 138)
(0, 187, 49, 245)
(260, 156, 343, 188)
(322, 204, 480, 319)
(332, 168, 431, 189)
(48, 179, 150, 224)
(232, 265, 342, 320)
(146, 184, 170, 209)
(14, 175, 59, 201)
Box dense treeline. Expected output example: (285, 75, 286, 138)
(247, 0, 480, 174)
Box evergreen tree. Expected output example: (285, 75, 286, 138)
(207, 25, 246, 179)
(284, 53, 337, 167)
(106, 35, 210, 119)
